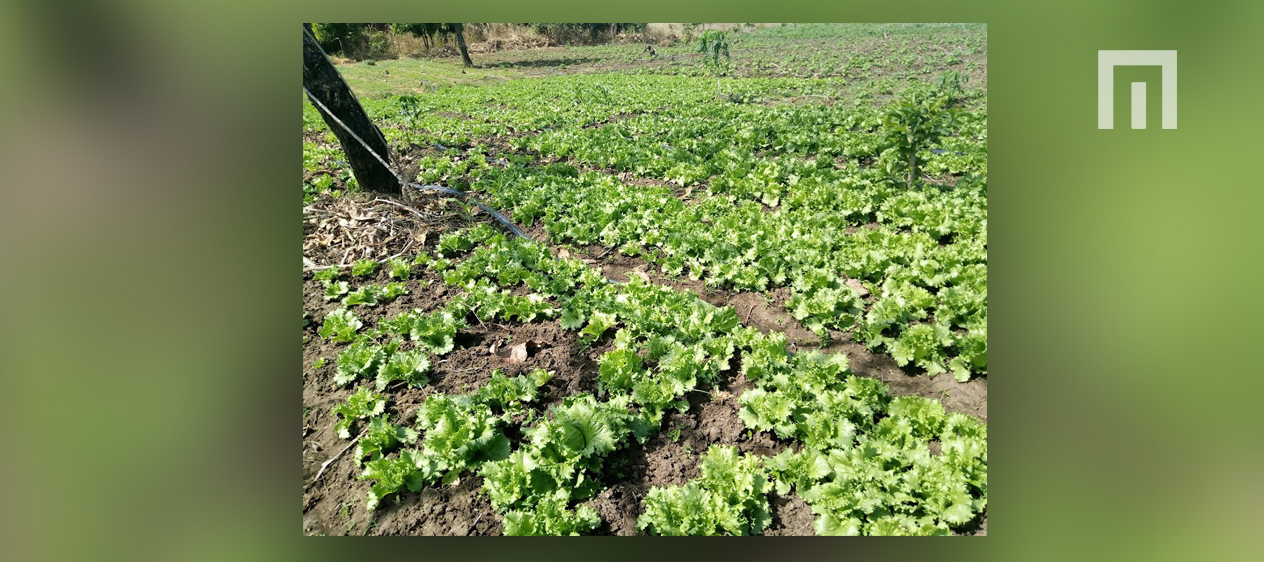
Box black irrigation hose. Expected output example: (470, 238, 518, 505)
(404, 183, 530, 240)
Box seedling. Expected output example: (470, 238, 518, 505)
(696, 30, 731, 98)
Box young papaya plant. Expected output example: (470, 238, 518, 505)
(935, 69, 971, 107)
(882, 90, 954, 189)
(696, 30, 731, 98)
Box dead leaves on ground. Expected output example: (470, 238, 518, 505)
(302, 193, 469, 270)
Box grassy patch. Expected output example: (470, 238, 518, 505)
(333, 58, 525, 99)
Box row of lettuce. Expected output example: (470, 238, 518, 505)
(308, 226, 986, 535)
(401, 78, 984, 381)
(464, 23, 984, 82)
(304, 74, 986, 381)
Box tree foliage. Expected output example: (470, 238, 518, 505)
(313, 23, 649, 56)
(696, 30, 731, 69)
(881, 89, 954, 189)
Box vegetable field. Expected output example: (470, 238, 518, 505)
(303, 23, 987, 536)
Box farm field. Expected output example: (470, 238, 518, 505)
(302, 23, 987, 536)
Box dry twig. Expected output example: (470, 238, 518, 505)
(305, 427, 367, 491)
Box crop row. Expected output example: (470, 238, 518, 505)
(309, 227, 986, 534)
(468, 23, 986, 83)
(304, 75, 987, 380)
(362, 79, 986, 379)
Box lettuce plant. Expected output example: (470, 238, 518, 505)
(318, 308, 362, 342)
(330, 386, 386, 439)
(638, 445, 771, 536)
(382, 309, 464, 355)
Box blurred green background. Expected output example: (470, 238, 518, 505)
(1, 1, 1261, 561)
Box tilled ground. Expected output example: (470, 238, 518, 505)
(302, 259, 985, 536)
(382, 124, 989, 422)
(301, 261, 813, 535)
(301, 192, 984, 536)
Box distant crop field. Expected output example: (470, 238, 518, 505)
(303, 22, 987, 536)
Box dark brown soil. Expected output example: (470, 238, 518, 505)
(370, 476, 503, 536)
(763, 492, 816, 535)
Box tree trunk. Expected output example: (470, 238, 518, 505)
(907, 151, 917, 190)
(452, 23, 473, 67)
(302, 25, 400, 194)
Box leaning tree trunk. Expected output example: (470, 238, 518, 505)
(452, 23, 473, 67)
(302, 25, 400, 194)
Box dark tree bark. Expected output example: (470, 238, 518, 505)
(452, 23, 473, 67)
(302, 25, 400, 194)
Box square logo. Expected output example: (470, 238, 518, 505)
(1098, 50, 1177, 129)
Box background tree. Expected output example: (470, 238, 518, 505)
(310, 23, 362, 54)
(451, 23, 473, 67)
(393, 23, 443, 50)
(302, 24, 400, 194)
(311, 23, 391, 58)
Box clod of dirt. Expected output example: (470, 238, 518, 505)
(844, 278, 869, 297)
(490, 340, 530, 363)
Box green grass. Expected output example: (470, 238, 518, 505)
(318, 23, 985, 101)
(332, 58, 526, 99)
